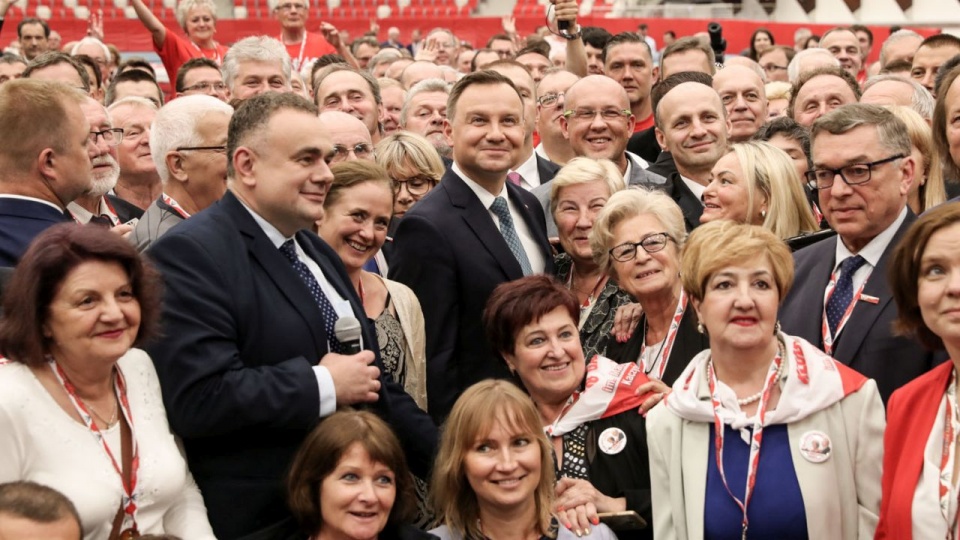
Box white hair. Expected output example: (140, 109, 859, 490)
(175, 0, 217, 31)
(107, 96, 159, 113)
(150, 95, 233, 183)
(70, 37, 110, 60)
(879, 29, 923, 66)
(265, 0, 310, 10)
(787, 47, 840, 83)
(400, 77, 449, 127)
(862, 74, 935, 120)
(221, 36, 292, 91)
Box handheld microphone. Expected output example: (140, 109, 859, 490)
(558, 18, 570, 33)
(334, 316, 363, 354)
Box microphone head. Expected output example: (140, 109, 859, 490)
(334, 315, 363, 343)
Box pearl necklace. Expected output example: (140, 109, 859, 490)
(735, 351, 785, 406)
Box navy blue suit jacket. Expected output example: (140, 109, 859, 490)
(146, 190, 437, 539)
(779, 210, 943, 402)
(389, 169, 554, 421)
(0, 197, 71, 266)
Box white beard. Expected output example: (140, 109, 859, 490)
(88, 154, 120, 198)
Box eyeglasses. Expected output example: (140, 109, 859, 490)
(761, 63, 788, 73)
(804, 154, 904, 190)
(275, 2, 306, 10)
(563, 108, 631, 122)
(537, 92, 563, 108)
(393, 176, 436, 196)
(331, 143, 374, 162)
(88, 128, 124, 146)
(182, 81, 228, 94)
(177, 145, 228, 154)
(609, 232, 673, 262)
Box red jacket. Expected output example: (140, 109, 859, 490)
(875, 360, 954, 539)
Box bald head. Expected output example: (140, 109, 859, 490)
(712, 64, 767, 142)
(400, 61, 444, 89)
(566, 74, 629, 110)
(319, 110, 374, 162)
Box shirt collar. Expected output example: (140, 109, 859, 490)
(452, 162, 506, 209)
(512, 152, 540, 188)
(235, 192, 292, 249)
(0, 194, 64, 213)
(834, 206, 908, 269)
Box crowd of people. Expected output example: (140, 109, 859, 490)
(2, 2, 960, 539)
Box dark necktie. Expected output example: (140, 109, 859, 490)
(490, 196, 533, 275)
(279, 239, 342, 353)
(89, 214, 114, 227)
(825, 255, 867, 338)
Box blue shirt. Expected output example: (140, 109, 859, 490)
(704, 423, 807, 539)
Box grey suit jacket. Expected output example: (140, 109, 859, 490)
(129, 197, 186, 252)
(533, 152, 667, 237)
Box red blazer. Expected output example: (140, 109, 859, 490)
(875, 361, 954, 539)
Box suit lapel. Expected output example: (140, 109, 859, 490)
(507, 182, 553, 271)
(445, 171, 525, 279)
(835, 213, 915, 364)
(223, 192, 328, 352)
(667, 173, 704, 231)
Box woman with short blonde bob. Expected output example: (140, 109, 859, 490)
(647, 221, 884, 539)
(549, 157, 629, 360)
(701, 141, 818, 241)
(887, 105, 946, 214)
(375, 132, 445, 221)
(431, 380, 616, 540)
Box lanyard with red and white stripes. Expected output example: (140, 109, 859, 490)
(941, 369, 960, 539)
(706, 349, 783, 540)
(640, 289, 687, 380)
(820, 265, 871, 356)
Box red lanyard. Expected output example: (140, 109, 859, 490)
(640, 289, 687, 380)
(565, 264, 608, 323)
(48, 359, 140, 534)
(821, 264, 871, 356)
(706, 348, 783, 540)
(941, 369, 960, 539)
(162, 193, 191, 220)
(190, 40, 222, 65)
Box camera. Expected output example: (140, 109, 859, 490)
(708, 22, 726, 64)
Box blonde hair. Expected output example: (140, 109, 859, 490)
(431, 381, 555, 539)
(374, 132, 445, 184)
(589, 188, 686, 275)
(764, 80, 792, 102)
(726, 141, 818, 239)
(680, 220, 794, 303)
(886, 105, 946, 213)
(175, 0, 217, 32)
(549, 157, 625, 217)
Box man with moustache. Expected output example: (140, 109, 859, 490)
(67, 97, 125, 228)
(390, 71, 553, 421)
(400, 78, 452, 159)
(130, 95, 233, 251)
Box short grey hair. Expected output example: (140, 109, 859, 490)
(106, 95, 159, 113)
(174, 0, 217, 31)
(150, 95, 233, 183)
(811, 103, 912, 159)
(589, 187, 686, 275)
(787, 48, 839, 83)
(549, 157, 625, 217)
(400, 77, 449, 127)
(70, 37, 110, 60)
(221, 36, 291, 92)
(862, 74, 935, 120)
(266, 0, 309, 9)
(880, 29, 922, 66)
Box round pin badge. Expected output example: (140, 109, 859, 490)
(598, 427, 627, 455)
(799, 430, 832, 463)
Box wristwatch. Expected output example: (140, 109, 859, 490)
(560, 25, 581, 40)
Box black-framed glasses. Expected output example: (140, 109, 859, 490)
(537, 92, 564, 108)
(182, 81, 228, 94)
(609, 232, 673, 262)
(804, 154, 905, 190)
(88, 128, 124, 146)
(393, 176, 436, 196)
(563, 108, 631, 122)
(177, 145, 228, 154)
(331, 143, 374, 162)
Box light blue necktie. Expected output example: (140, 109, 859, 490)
(490, 196, 533, 276)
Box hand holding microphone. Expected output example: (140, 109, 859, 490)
(320, 316, 380, 405)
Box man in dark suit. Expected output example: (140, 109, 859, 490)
(652, 73, 729, 232)
(390, 71, 554, 421)
(780, 103, 940, 402)
(0, 79, 92, 266)
(147, 93, 436, 539)
(488, 61, 562, 190)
